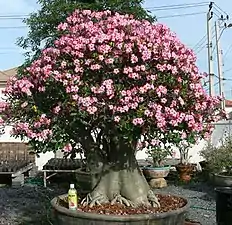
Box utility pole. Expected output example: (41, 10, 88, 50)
(207, 2, 214, 96)
(215, 20, 225, 110)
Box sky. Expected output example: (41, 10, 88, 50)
(0, 0, 232, 98)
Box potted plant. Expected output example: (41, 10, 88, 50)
(142, 145, 172, 188)
(0, 8, 224, 225)
(143, 144, 172, 180)
(201, 137, 232, 225)
(200, 136, 232, 186)
(175, 141, 195, 182)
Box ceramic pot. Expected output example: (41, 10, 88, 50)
(143, 165, 170, 179)
(175, 164, 195, 182)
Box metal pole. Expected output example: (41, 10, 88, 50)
(207, 9, 214, 96)
(215, 20, 225, 110)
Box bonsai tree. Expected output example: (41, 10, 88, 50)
(0, 10, 223, 208)
(178, 140, 193, 165)
(146, 141, 172, 167)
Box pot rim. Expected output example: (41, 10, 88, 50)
(213, 172, 232, 178)
(51, 193, 190, 221)
(143, 165, 171, 170)
(215, 186, 232, 194)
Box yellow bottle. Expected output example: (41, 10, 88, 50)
(68, 183, 77, 210)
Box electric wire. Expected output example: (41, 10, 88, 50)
(156, 12, 206, 19)
(193, 34, 207, 50)
(148, 3, 208, 11)
(0, 26, 27, 29)
(0, 11, 207, 30)
(214, 3, 228, 16)
(224, 67, 232, 74)
(145, 2, 209, 10)
(213, 6, 224, 17)
(223, 44, 232, 62)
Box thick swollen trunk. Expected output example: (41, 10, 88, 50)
(81, 154, 160, 208)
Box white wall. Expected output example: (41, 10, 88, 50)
(136, 106, 232, 163)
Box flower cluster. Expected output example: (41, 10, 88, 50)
(0, 9, 223, 153)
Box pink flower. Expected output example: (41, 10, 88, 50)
(53, 106, 61, 114)
(87, 106, 97, 114)
(114, 116, 120, 122)
(21, 102, 28, 108)
(113, 69, 120, 74)
(132, 118, 144, 126)
(63, 143, 72, 153)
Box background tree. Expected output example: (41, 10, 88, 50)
(1, 10, 222, 207)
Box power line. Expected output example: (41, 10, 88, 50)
(0, 15, 28, 17)
(146, 2, 208, 10)
(0, 17, 26, 20)
(193, 34, 207, 50)
(156, 11, 206, 19)
(0, 47, 19, 49)
(212, 6, 224, 17)
(223, 44, 232, 61)
(0, 52, 24, 54)
(224, 67, 232, 74)
(212, 10, 222, 18)
(0, 26, 27, 29)
(194, 28, 216, 54)
(148, 3, 208, 11)
(0, 11, 207, 28)
(214, 3, 228, 16)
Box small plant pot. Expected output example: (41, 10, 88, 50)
(175, 164, 195, 182)
(143, 165, 170, 179)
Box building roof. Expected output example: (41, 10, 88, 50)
(225, 100, 232, 107)
(0, 67, 17, 83)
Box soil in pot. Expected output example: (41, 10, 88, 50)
(175, 164, 195, 182)
(58, 193, 186, 214)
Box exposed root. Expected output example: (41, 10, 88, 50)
(80, 165, 160, 209)
(148, 190, 160, 208)
(81, 193, 92, 207)
(110, 193, 136, 207)
(81, 192, 109, 207)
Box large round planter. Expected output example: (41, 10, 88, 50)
(143, 166, 170, 179)
(175, 164, 195, 182)
(212, 173, 232, 187)
(215, 187, 232, 225)
(51, 194, 190, 225)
